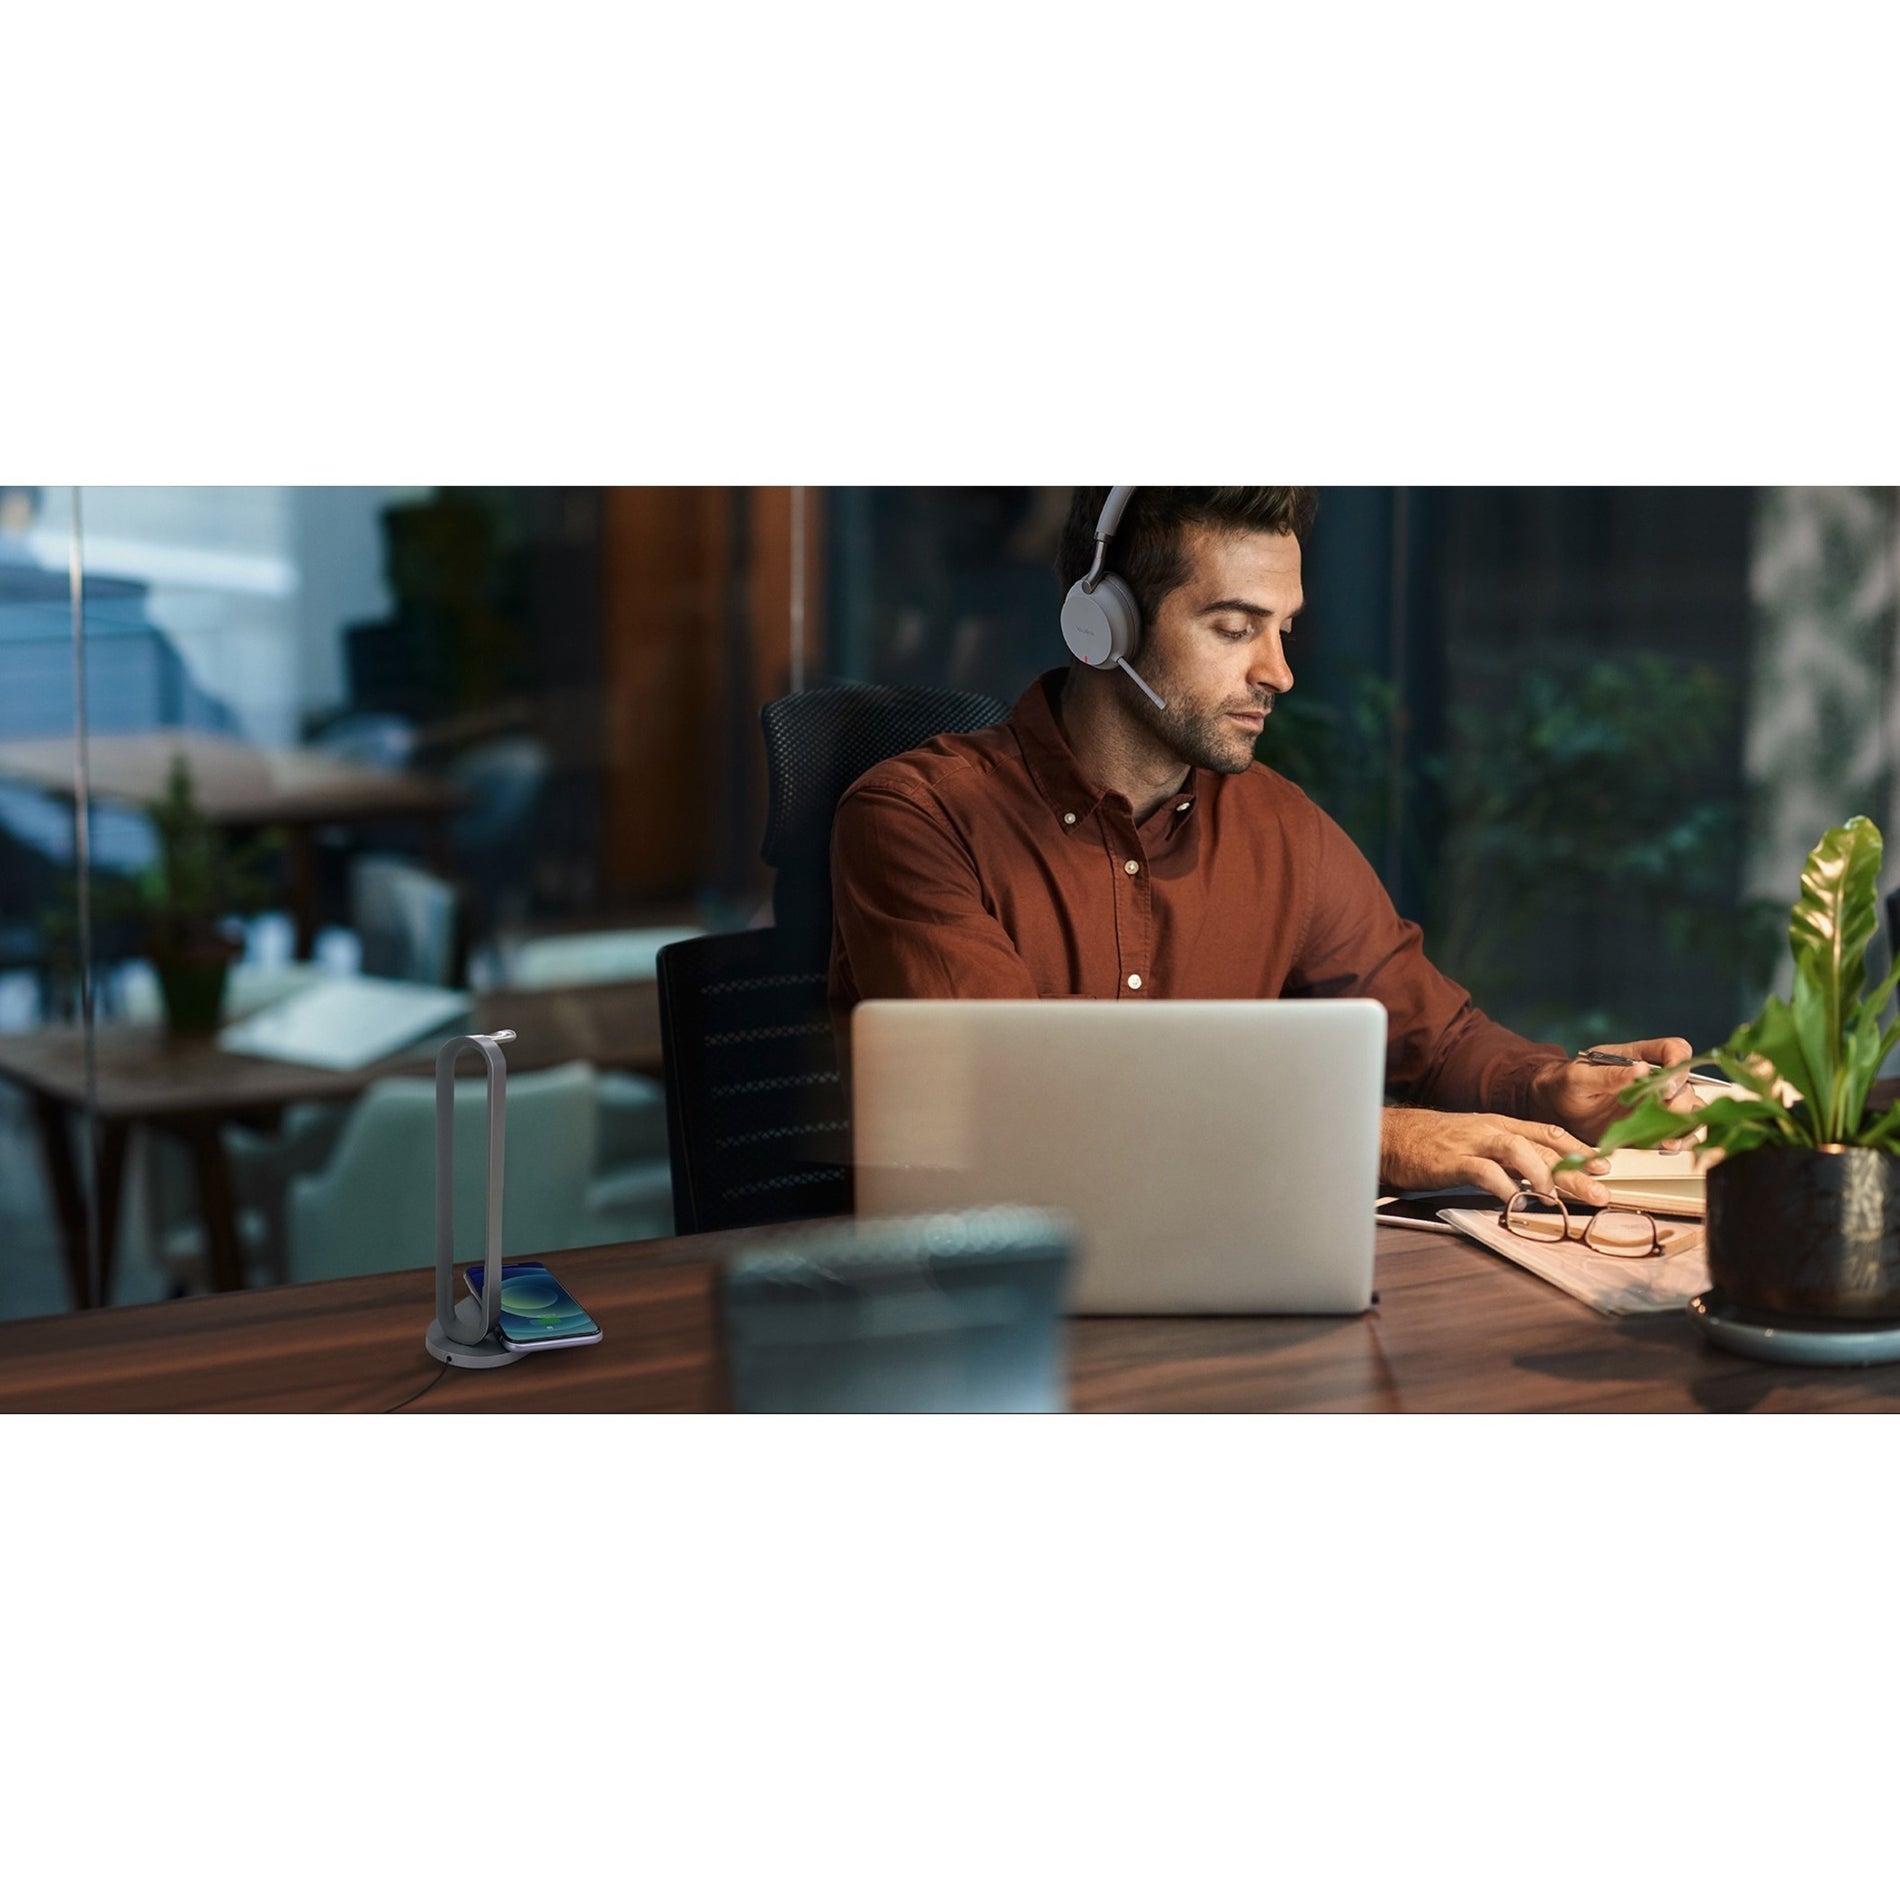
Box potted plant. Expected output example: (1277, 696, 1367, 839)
(129, 756, 278, 1038)
(1563, 815, 1900, 1321)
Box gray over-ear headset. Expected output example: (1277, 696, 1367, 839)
(1059, 485, 1166, 710)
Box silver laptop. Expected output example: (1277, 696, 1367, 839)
(851, 999, 1386, 1314)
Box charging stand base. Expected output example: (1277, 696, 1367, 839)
(425, 1296, 521, 1370)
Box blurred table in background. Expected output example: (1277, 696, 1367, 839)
(0, 980, 662, 1308)
(0, 728, 467, 957)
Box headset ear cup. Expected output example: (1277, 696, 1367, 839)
(1093, 574, 1141, 663)
(1060, 573, 1142, 668)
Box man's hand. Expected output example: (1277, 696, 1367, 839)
(1533, 1037, 1704, 1147)
(1381, 1106, 1614, 1205)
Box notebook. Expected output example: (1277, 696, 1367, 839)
(217, 975, 470, 1071)
(1596, 1144, 1713, 1215)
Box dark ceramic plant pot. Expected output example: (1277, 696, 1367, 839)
(153, 934, 241, 1038)
(1705, 1146, 1900, 1321)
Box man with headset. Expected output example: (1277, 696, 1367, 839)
(828, 486, 1701, 1205)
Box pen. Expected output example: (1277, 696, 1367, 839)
(1575, 1050, 1730, 1096)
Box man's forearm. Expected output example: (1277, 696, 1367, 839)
(1404, 1006, 1566, 1118)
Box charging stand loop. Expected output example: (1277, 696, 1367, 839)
(424, 1030, 522, 1369)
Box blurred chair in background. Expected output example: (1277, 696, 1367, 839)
(286, 1058, 661, 1284)
(129, 959, 335, 1288)
(145, 1062, 672, 1295)
(349, 854, 463, 987)
(447, 735, 550, 941)
(144, 1104, 349, 1291)
(304, 711, 421, 936)
(307, 711, 417, 771)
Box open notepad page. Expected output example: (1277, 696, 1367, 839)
(1439, 1207, 1712, 1317)
(217, 976, 471, 1071)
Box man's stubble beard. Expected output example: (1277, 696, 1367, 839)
(1123, 665, 1276, 776)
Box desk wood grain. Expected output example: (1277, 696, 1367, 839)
(0, 1237, 732, 1413)
(9, 1224, 1900, 1412)
(1068, 1225, 1900, 1413)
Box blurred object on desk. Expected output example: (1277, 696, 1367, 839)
(722, 1207, 1074, 1412)
(217, 975, 470, 1072)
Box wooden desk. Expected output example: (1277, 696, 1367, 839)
(0, 728, 467, 957)
(0, 980, 664, 1309)
(8, 1222, 1900, 1412)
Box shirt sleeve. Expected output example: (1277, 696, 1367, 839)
(830, 781, 1040, 1002)
(1285, 799, 1562, 1116)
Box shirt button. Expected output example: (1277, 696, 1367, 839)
(1062, 812, 1077, 826)
(1124, 859, 1139, 875)
(1127, 974, 1142, 990)
(1176, 802, 1191, 813)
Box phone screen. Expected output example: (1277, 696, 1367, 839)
(463, 1262, 601, 1347)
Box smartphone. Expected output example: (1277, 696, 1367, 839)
(1376, 1189, 1503, 1231)
(463, 1262, 603, 1352)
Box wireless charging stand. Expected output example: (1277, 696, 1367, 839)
(425, 1030, 523, 1370)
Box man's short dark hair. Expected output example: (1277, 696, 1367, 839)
(1056, 487, 1318, 635)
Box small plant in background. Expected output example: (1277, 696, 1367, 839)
(34, 758, 277, 1028)
(132, 756, 278, 958)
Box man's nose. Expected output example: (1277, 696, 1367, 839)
(1251, 637, 1294, 695)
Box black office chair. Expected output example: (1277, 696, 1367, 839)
(658, 682, 1010, 1234)
(656, 927, 851, 1233)
(759, 681, 1009, 958)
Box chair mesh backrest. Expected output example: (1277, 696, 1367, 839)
(759, 683, 1010, 871)
(760, 683, 1010, 957)
(656, 928, 851, 1234)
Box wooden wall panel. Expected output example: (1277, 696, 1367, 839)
(599, 487, 728, 899)
(599, 487, 826, 907)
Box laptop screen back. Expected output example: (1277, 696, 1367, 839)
(850, 999, 1386, 1315)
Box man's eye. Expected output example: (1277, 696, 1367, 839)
(1216, 626, 1251, 641)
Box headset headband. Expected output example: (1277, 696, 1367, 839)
(1079, 486, 1137, 593)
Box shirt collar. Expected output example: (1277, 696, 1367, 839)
(1008, 669, 1201, 827)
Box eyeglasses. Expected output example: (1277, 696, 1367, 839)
(1500, 1190, 1670, 1259)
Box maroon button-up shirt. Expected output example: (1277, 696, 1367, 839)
(830, 670, 1561, 1111)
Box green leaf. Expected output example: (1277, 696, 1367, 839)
(1842, 1008, 1886, 1136)
(1745, 994, 1838, 1119)
(1857, 1100, 1900, 1148)
(1695, 1094, 1805, 1148)
(1787, 963, 1841, 1136)
(1786, 815, 1884, 1113)
(1706, 1120, 1780, 1159)
(1555, 1091, 1705, 1168)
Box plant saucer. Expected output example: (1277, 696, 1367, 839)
(1689, 1291, 1900, 1368)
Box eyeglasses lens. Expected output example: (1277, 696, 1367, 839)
(1503, 1194, 1569, 1242)
(1580, 1209, 1659, 1256)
